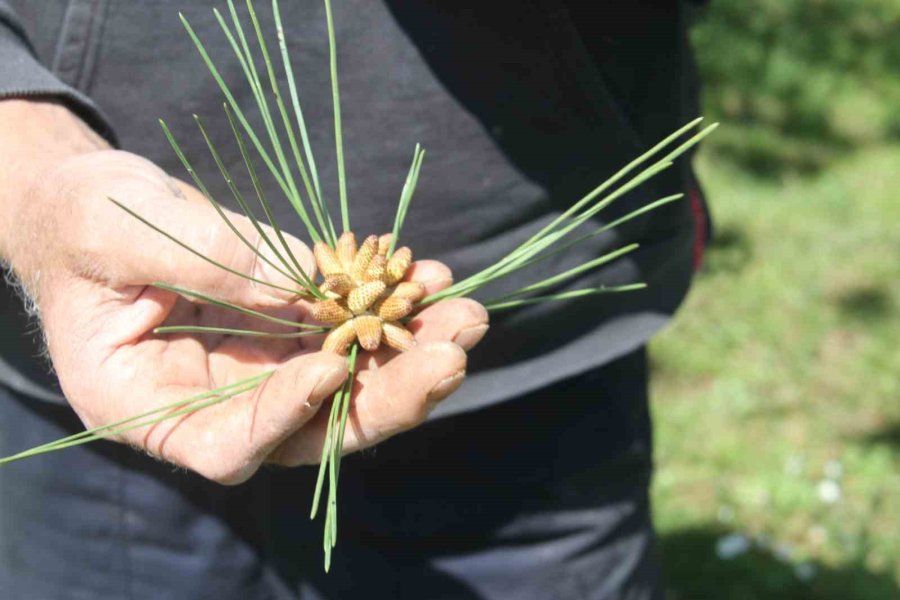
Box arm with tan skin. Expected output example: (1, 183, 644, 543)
(0, 98, 488, 484)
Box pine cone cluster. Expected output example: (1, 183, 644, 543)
(311, 232, 424, 355)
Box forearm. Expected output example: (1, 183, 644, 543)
(0, 98, 107, 285)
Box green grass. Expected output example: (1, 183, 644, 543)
(653, 3, 900, 594)
(650, 140, 900, 598)
(692, 0, 900, 175)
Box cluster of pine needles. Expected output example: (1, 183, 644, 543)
(0, 0, 716, 571)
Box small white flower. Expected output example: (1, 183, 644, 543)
(716, 533, 751, 560)
(817, 479, 842, 504)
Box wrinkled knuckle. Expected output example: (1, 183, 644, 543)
(430, 340, 468, 365)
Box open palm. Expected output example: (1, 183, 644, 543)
(34, 150, 487, 484)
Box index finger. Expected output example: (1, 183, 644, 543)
(268, 341, 466, 466)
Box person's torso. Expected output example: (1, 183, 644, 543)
(2, 0, 704, 414)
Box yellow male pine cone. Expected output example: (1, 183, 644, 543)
(312, 232, 418, 355)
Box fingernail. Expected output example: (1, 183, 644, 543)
(452, 324, 489, 350)
(311, 364, 349, 403)
(426, 370, 465, 405)
(422, 341, 459, 355)
(429, 276, 453, 289)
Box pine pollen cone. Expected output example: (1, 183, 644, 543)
(312, 232, 423, 355)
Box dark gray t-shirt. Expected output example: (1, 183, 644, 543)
(0, 0, 705, 418)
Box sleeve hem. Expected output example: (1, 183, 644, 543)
(0, 18, 118, 146)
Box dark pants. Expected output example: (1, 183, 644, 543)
(0, 348, 661, 600)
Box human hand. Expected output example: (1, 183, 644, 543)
(0, 99, 488, 484)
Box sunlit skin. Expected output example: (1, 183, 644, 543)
(0, 99, 489, 484)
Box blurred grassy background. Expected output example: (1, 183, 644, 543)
(650, 1, 900, 598)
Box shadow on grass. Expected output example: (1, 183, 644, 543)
(834, 285, 894, 323)
(660, 525, 899, 600)
(857, 421, 900, 454)
(706, 128, 847, 180)
(700, 224, 754, 277)
(693, 1, 900, 179)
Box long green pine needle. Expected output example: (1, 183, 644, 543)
(487, 243, 641, 304)
(154, 325, 327, 338)
(272, 0, 334, 242)
(108, 198, 302, 297)
(152, 282, 318, 329)
(223, 103, 325, 296)
(0, 373, 271, 464)
(323, 0, 349, 232)
(182, 10, 323, 243)
(387, 144, 425, 258)
(163, 116, 308, 290)
(484, 284, 648, 311)
(244, 0, 336, 245)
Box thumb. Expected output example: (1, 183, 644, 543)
(151, 198, 313, 306)
(107, 183, 315, 307)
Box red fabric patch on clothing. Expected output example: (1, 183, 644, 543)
(688, 183, 708, 271)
